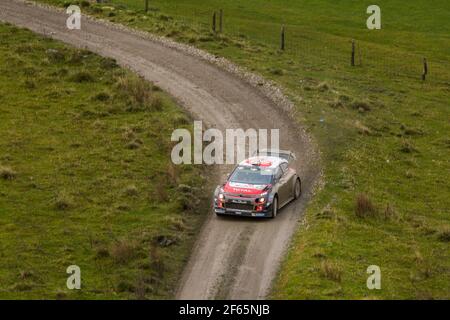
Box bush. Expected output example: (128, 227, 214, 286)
(400, 140, 417, 153)
(54, 192, 74, 211)
(0, 165, 16, 180)
(316, 82, 329, 92)
(437, 227, 450, 242)
(351, 101, 371, 112)
(355, 193, 377, 218)
(383, 203, 397, 220)
(320, 260, 342, 282)
(71, 71, 95, 83)
(93, 91, 110, 101)
(124, 185, 139, 197)
(95, 247, 110, 259)
(101, 57, 118, 69)
(110, 240, 136, 264)
(80, 0, 90, 8)
(116, 75, 162, 111)
(46, 49, 65, 62)
(149, 95, 163, 111)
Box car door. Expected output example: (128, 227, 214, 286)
(277, 164, 289, 205)
(278, 163, 295, 205)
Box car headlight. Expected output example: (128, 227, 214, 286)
(218, 193, 224, 200)
(256, 197, 266, 204)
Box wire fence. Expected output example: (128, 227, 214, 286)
(112, 1, 450, 86)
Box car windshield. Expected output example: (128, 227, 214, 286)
(229, 166, 273, 185)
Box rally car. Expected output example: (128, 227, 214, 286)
(213, 150, 301, 218)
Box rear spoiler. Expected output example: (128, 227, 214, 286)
(253, 149, 296, 163)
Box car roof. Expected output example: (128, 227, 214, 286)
(238, 156, 287, 169)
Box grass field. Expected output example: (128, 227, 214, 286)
(31, 0, 450, 299)
(0, 22, 208, 299)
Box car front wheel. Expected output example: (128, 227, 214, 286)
(294, 179, 301, 199)
(270, 196, 278, 219)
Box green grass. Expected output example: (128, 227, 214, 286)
(33, 0, 450, 299)
(0, 22, 208, 299)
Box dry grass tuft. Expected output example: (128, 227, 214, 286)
(54, 192, 74, 211)
(383, 203, 397, 220)
(400, 140, 418, 153)
(320, 260, 342, 282)
(150, 244, 165, 278)
(110, 240, 136, 264)
(71, 71, 95, 83)
(437, 227, 450, 242)
(0, 165, 16, 180)
(116, 75, 162, 112)
(316, 81, 330, 92)
(354, 120, 372, 135)
(355, 193, 377, 218)
(124, 185, 139, 197)
(351, 100, 371, 112)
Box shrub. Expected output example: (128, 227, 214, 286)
(0, 165, 16, 180)
(71, 71, 95, 83)
(110, 240, 136, 264)
(400, 140, 417, 153)
(383, 203, 397, 220)
(95, 247, 110, 259)
(355, 193, 377, 218)
(152, 178, 168, 203)
(320, 260, 342, 282)
(351, 101, 371, 112)
(354, 121, 372, 135)
(93, 91, 110, 101)
(11, 283, 33, 291)
(316, 82, 329, 92)
(80, 0, 90, 8)
(149, 95, 163, 111)
(46, 49, 65, 62)
(117, 76, 149, 103)
(150, 244, 165, 278)
(117, 280, 134, 293)
(167, 162, 178, 186)
(54, 192, 74, 211)
(269, 68, 284, 76)
(101, 57, 118, 69)
(19, 270, 35, 280)
(124, 185, 139, 197)
(117, 75, 162, 111)
(437, 227, 450, 242)
(126, 140, 142, 150)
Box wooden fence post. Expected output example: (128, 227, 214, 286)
(145, 0, 149, 13)
(281, 25, 285, 51)
(422, 58, 428, 81)
(219, 9, 223, 33)
(212, 12, 217, 32)
(351, 40, 355, 66)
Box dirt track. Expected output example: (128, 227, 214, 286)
(0, 0, 321, 299)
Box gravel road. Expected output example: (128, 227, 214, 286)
(0, 0, 321, 299)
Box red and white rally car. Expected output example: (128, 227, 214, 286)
(213, 150, 301, 218)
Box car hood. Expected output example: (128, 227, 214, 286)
(223, 181, 269, 196)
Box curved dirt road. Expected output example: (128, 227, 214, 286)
(0, 0, 320, 299)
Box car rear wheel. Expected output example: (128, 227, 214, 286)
(294, 179, 301, 199)
(270, 196, 278, 219)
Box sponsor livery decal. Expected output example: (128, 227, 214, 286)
(223, 182, 268, 195)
